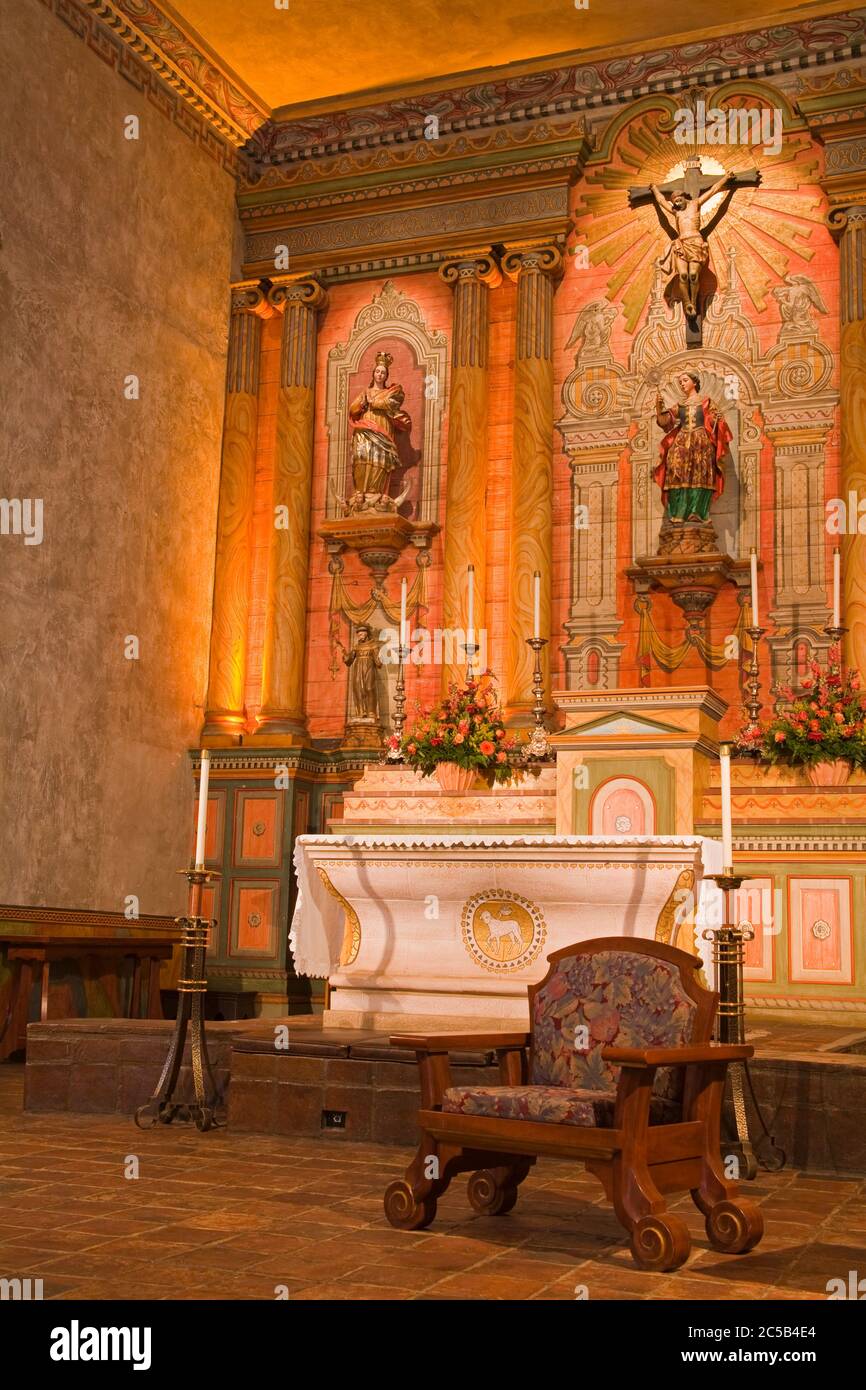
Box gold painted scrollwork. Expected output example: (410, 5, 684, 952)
(655, 868, 695, 948)
(315, 866, 361, 965)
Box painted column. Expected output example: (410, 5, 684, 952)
(502, 243, 563, 719)
(256, 276, 328, 740)
(203, 282, 270, 737)
(834, 206, 866, 676)
(438, 249, 501, 692)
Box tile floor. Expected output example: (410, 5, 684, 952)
(0, 1064, 863, 1301)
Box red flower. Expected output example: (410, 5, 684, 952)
(496, 728, 506, 740)
(407, 742, 417, 754)
(801, 676, 814, 689)
(496, 750, 507, 763)
(479, 740, 495, 756)
(809, 719, 820, 732)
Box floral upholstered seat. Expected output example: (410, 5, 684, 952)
(442, 1083, 681, 1127)
(531, 947, 697, 1099)
(443, 948, 697, 1125)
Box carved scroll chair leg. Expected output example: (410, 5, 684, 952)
(688, 1062, 764, 1255)
(467, 1156, 535, 1216)
(384, 1135, 464, 1231)
(609, 1072, 691, 1272)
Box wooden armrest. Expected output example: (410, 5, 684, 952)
(601, 1043, 753, 1067)
(390, 1031, 531, 1052)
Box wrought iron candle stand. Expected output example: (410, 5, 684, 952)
(522, 636, 554, 763)
(704, 870, 785, 1178)
(135, 866, 224, 1132)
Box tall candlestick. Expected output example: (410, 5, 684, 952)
(467, 565, 475, 646)
(719, 743, 733, 871)
(833, 548, 841, 629)
(400, 577, 408, 659)
(750, 549, 759, 628)
(194, 750, 210, 869)
(533, 570, 540, 641)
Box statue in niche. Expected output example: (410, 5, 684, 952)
(653, 369, 731, 556)
(772, 274, 828, 337)
(337, 624, 384, 735)
(348, 351, 414, 514)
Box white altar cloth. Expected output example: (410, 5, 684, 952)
(291, 834, 724, 1028)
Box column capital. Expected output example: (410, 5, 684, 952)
(230, 279, 274, 318)
(267, 275, 328, 313)
(438, 247, 501, 290)
(827, 204, 866, 241)
(501, 241, 564, 282)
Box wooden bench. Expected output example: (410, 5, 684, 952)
(384, 937, 764, 1271)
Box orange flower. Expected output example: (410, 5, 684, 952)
(479, 740, 495, 756)
(496, 750, 507, 763)
(834, 712, 845, 724)
(454, 733, 465, 744)
(774, 730, 786, 743)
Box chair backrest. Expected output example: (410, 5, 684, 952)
(528, 937, 717, 1094)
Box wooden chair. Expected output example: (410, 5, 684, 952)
(384, 937, 763, 1271)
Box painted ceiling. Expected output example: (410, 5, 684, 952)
(165, 0, 844, 115)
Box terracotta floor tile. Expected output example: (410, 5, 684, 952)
(1, 1064, 863, 1303)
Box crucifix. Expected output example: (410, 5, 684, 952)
(629, 158, 761, 347)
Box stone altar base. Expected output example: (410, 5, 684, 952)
(18, 1015, 866, 1173)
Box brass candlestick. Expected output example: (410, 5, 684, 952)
(739, 624, 766, 746)
(704, 871, 784, 1178)
(135, 866, 223, 1132)
(386, 641, 408, 761)
(523, 636, 553, 762)
(464, 637, 479, 683)
(823, 622, 847, 645)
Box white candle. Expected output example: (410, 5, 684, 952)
(833, 548, 841, 628)
(533, 571, 541, 640)
(400, 577, 408, 658)
(719, 743, 733, 871)
(194, 750, 210, 869)
(467, 565, 474, 645)
(750, 549, 759, 628)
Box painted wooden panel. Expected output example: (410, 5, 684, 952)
(321, 791, 344, 832)
(230, 880, 280, 959)
(234, 791, 282, 867)
(201, 883, 220, 958)
(294, 790, 310, 839)
(732, 877, 775, 983)
(788, 877, 853, 985)
(190, 790, 225, 867)
(590, 777, 656, 836)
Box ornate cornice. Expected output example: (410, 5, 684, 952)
(79, 0, 267, 146)
(47, 0, 866, 191)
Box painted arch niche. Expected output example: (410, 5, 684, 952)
(589, 777, 657, 836)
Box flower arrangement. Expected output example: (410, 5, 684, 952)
(389, 672, 522, 785)
(756, 644, 866, 771)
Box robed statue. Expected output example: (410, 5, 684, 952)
(337, 625, 384, 744)
(654, 370, 731, 553)
(348, 351, 413, 513)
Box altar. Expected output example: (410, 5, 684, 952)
(291, 832, 723, 1029)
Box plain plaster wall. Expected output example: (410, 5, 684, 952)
(0, 0, 237, 914)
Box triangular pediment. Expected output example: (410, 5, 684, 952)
(574, 712, 679, 737)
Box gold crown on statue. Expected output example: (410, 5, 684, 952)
(374, 351, 393, 369)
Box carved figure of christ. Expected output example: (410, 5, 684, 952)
(650, 170, 733, 322)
